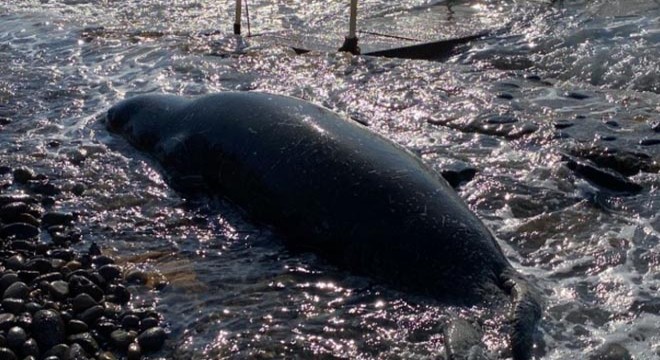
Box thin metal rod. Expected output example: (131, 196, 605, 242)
(234, 0, 242, 35)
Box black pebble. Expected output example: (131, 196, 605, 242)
(1, 299, 24, 314)
(640, 138, 660, 146)
(68, 319, 90, 334)
(42, 212, 76, 227)
(0, 347, 17, 360)
(565, 91, 590, 100)
(47, 281, 69, 300)
(6, 326, 27, 349)
(137, 326, 166, 352)
(21, 338, 39, 358)
(12, 168, 35, 184)
(98, 264, 122, 282)
(0, 273, 20, 293)
(3, 282, 29, 300)
(78, 305, 104, 324)
(72, 293, 98, 313)
(109, 329, 131, 351)
(0, 313, 14, 331)
(0, 223, 40, 240)
(67, 332, 99, 355)
(121, 314, 140, 330)
(140, 317, 158, 331)
(31, 310, 65, 351)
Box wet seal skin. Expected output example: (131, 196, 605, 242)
(106, 92, 542, 360)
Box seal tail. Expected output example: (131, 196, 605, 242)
(501, 269, 542, 360)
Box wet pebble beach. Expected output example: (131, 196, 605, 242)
(0, 168, 167, 360)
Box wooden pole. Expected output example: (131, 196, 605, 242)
(338, 0, 360, 54)
(234, 0, 241, 35)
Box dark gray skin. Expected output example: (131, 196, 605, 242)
(106, 92, 541, 360)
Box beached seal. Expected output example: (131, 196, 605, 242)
(105, 92, 541, 359)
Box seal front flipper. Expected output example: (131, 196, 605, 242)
(500, 269, 543, 360)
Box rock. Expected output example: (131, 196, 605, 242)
(98, 264, 122, 282)
(27, 180, 60, 196)
(3, 282, 29, 300)
(4, 255, 25, 271)
(140, 317, 158, 331)
(21, 338, 39, 358)
(66, 342, 89, 360)
(640, 138, 660, 146)
(0, 347, 17, 360)
(67, 319, 89, 334)
(1, 299, 24, 314)
(127, 342, 141, 360)
(0, 223, 40, 240)
(98, 351, 118, 360)
(109, 329, 131, 351)
(77, 305, 104, 324)
(137, 327, 166, 353)
(41, 212, 75, 227)
(0, 195, 36, 206)
(121, 314, 140, 330)
(68, 275, 103, 301)
(47, 281, 69, 300)
(72, 294, 98, 313)
(565, 91, 590, 100)
(32, 310, 65, 350)
(67, 332, 99, 355)
(24, 302, 42, 314)
(565, 158, 643, 194)
(44, 343, 69, 358)
(26, 258, 53, 273)
(12, 168, 35, 184)
(93, 255, 114, 267)
(5, 326, 27, 349)
(0, 313, 15, 331)
(0, 273, 20, 294)
(15, 312, 31, 329)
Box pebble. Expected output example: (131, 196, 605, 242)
(26, 258, 53, 273)
(41, 212, 75, 227)
(0, 347, 17, 360)
(68, 275, 104, 301)
(67, 319, 89, 334)
(0, 273, 20, 293)
(32, 309, 65, 350)
(565, 91, 590, 100)
(0, 313, 16, 331)
(589, 342, 632, 360)
(47, 280, 69, 300)
(640, 138, 660, 146)
(1, 298, 24, 314)
(27, 180, 61, 196)
(109, 329, 131, 351)
(12, 168, 35, 184)
(24, 302, 42, 313)
(21, 338, 39, 358)
(67, 332, 99, 355)
(98, 264, 122, 282)
(0, 195, 36, 206)
(3, 282, 29, 300)
(127, 342, 141, 360)
(6, 326, 27, 349)
(72, 293, 98, 313)
(78, 305, 104, 324)
(44, 343, 69, 358)
(140, 317, 159, 331)
(0, 223, 40, 240)
(121, 314, 140, 330)
(66, 342, 89, 359)
(137, 326, 166, 352)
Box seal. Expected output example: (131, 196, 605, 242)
(106, 92, 541, 360)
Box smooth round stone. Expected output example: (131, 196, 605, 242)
(0, 273, 20, 294)
(137, 327, 166, 353)
(484, 114, 518, 124)
(3, 282, 29, 300)
(95, 321, 118, 337)
(24, 302, 42, 314)
(44, 343, 69, 358)
(589, 343, 632, 360)
(0, 313, 16, 331)
(78, 305, 104, 324)
(4, 255, 25, 271)
(640, 138, 660, 146)
(0, 195, 36, 206)
(72, 293, 98, 313)
(26, 258, 52, 273)
(12, 168, 35, 184)
(16, 271, 39, 283)
(98, 351, 118, 360)
(109, 329, 131, 350)
(93, 255, 114, 267)
(0, 347, 17, 360)
(67, 332, 98, 355)
(496, 92, 514, 100)
(124, 269, 148, 285)
(15, 312, 32, 329)
(68, 275, 103, 301)
(98, 264, 122, 282)
(67, 343, 88, 359)
(21, 338, 39, 358)
(34, 272, 63, 283)
(121, 315, 140, 330)
(140, 317, 159, 331)
(565, 91, 590, 100)
(32, 310, 65, 350)
(1, 298, 24, 314)
(6, 326, 27, 349)
(67, 319, 89, 334)
(0, 223, 40, 240)
(47, 281, 69, 300)
(41, 212, 75, 227)
(8, 240, 36, 252)
(71, 183, 85, 196)
(127, 342, 141, 360)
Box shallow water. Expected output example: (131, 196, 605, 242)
(1, 0, 659, 358)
